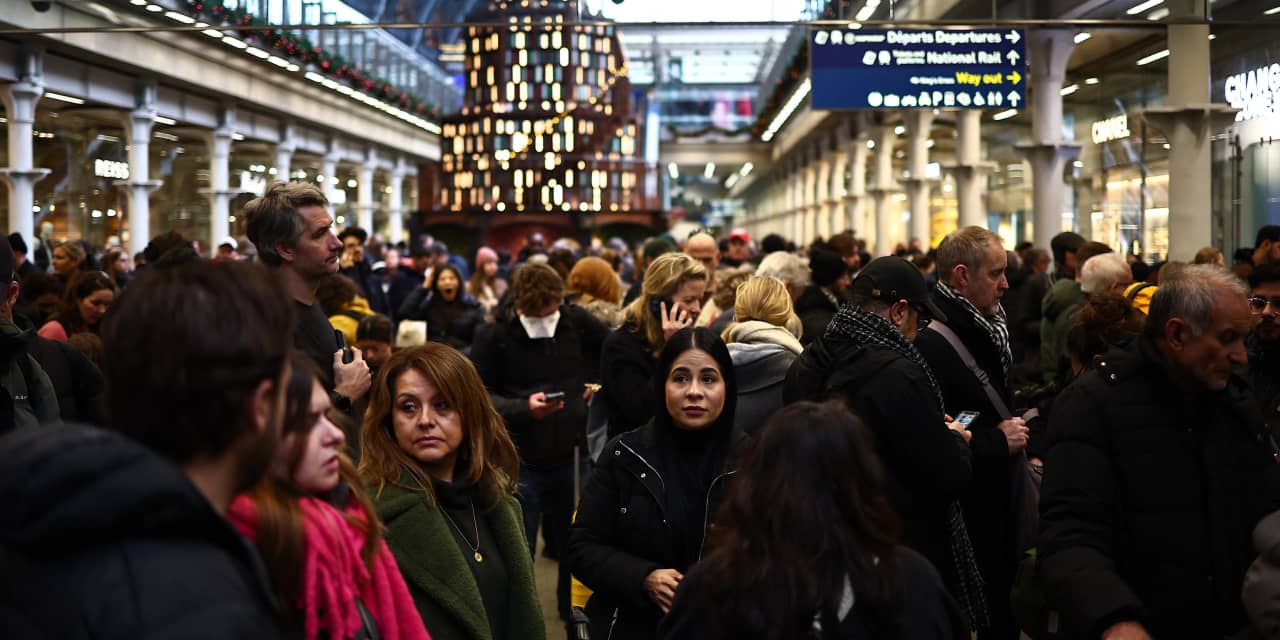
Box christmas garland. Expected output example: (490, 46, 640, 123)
(664, 123, 754, 138)
(186, 0, 441, 118)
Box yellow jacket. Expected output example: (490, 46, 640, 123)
(328, 296, 374, 345)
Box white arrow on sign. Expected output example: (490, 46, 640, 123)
(1006, 30, 1021, 44)
(1008, 92, 1022, 106)
(1007, 50, 1021, 66)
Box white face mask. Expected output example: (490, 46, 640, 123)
(519, 310, 561, 339)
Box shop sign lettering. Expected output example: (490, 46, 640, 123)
(1091, 114, 1131, 144)
(94, 159, 129, 180)
(1225, 63, 1280, 122)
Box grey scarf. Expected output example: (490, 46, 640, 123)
(935, 281, 1012, 381)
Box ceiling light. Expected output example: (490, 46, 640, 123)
(202, 28, 223, 38)
(993, 109, 1018, 121)
(155, 132, 179, 142)
(1136, 49, 1170, 65)
(305, 71, 326, 83)
(894, 125, 905, 135)
(1266, 6, 1280, 15)
(130, 0, 146, 4)
(267, 56, 290, 67)
(231, 132, 246, 141)
(165, 11, 195, 24)
(761, 78, 811, 142)
(739, 162, 754, 177)
(668, 163, 678, 179)
(286, 63, 301, 72)
(45, 92, 84, 104)
(145, 4, 164, 12)
(1074, 32, 1092, 44)
(1126, 0, 1163, 15)
(1147, 7, 1170, 19)
(704, 163, 716, 179)
(725, 174, 740, 189)
(153, 115, 176, 125)
(1085, 77, 1100, 85)
(1061, 83, 1080, 96)
(245, 47, 270, 59)
(222, 36, 248, 49)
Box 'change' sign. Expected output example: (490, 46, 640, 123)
(811, 28, 1027, 110)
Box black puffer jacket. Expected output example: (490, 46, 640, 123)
(599, 326, 659, 437)
(1039, 337, 1280, 639)
(568, 422, 743, 640)
(14, 314, 105, 424)
(0, 424, 284, 639)
(398, 288, 486, 351)
(470, 304, 610, 469)
(784, 327, 971, 594)
(794, 284, 840, 345)
(0, 316, 58, 433)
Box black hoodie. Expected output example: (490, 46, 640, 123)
(0, 424, 284, 639)
(0, 316, 58, 434)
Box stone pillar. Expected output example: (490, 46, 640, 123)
(900, 111, 936, 249)
(868, 126, 900, 256)
(356, 148, 377, 232)
(204, 107, 237, 249)
(322, 142, 341, 207)
(950, 109, 995, 230)
(275, 122, 296, 182)
(0, 49, 51, 243)
(825, 146, 845, 237)
(815, 153, 831, 241)
(1016, 30, 1081, 250)
(846, 130, 869, 237)
(388, 157, 407, 245)
(121, 82, 164, 258)
(1142, 0, 1236, 260)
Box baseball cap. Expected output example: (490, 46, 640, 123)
(729, 228, 750, 243)
(851, 256, 947, 322)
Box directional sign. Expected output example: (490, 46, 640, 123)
(810, 28, 1027, 110)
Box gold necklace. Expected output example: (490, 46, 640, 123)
(440, 499, 483, 563)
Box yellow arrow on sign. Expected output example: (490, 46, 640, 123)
(1008, 71, 1023, 85)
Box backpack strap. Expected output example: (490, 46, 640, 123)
(1126, 282, 1156, 302)
(927, 320, 1013, 420)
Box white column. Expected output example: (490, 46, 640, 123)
(950, 109, 995, 231)
(815, 154, 831, 241)
(0, 49, 50, 243)
(356, 148, 377, 232)
(1016, 30, 1081, 249)
(322, 143, 341, 206)
(122, 83, 164, 258)
(275, 122, 296, 183)
(388, 156, 407, 245)
(827, 149, 847, 236)
(901, 111, 936, 248)
(205, 107, 236, 248)
(846, 132, 869, 237)
(1142, 2, 1236, 261)
(868, 126, 899, 256)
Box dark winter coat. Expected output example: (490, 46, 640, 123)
(726, 341, 795, 438)
(567, 423, 742, 640)
(794, 284, 841, 345)
(658, 546, 967, 640)
(1244, 510, 1280, 639)
(0, 424, 284, 639)
(387, 269, 425, 322)
(599, 326, 659, 437)
(398, 289, 486, 351)
(1039, 337, 1280, 639)
(14, 314, 105, 424)
(0, 316, 58, 433)
(470, 304, 610, 469)
(373, 481, 544, 640)
(1039, 278, 1084, 384)
(784, 329, 972, 593)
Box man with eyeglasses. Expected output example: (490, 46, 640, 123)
(1247, 264, 1280, 417)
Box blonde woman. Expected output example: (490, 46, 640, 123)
(599, 253, 708, 437)
(359, 344, 544, 640)
(721, 276, 804, 437)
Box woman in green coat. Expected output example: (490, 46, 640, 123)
(360, 343, 544, 640)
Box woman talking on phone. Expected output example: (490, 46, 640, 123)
(598, 253, 708, 437)
(569, 327, 741, 640)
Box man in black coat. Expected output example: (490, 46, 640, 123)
(916, 226, 1030, 640)
(794, 248, 849, 344)
(1248, 263, 1280, 420)
(470, 263, 610, 626)
(784, 256, 981, 625)
(1040, 265, 1280, 640)
(0, 260, 290, 638)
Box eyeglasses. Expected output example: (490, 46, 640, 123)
(1248, 296, 1280, 313)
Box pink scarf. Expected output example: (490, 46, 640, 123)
(229, 494, 431, 640)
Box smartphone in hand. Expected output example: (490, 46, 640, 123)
(955, 411, 980, 429)
(544, 391, 567, 402)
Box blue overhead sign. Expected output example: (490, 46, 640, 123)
(810, 28, 1027, 110)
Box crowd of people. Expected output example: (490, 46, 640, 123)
(6, 178, 1280, 640)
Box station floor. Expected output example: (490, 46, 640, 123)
(532, 533, 565, 640)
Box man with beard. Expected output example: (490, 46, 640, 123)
(0, 260, 292, 638)
(1248, 264, 1280, 420)
(244, 181, 370, 413)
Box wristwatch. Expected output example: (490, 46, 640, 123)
(331, 391, 353, 413)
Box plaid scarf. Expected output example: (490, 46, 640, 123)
(935, 281, 1012, 382)
(825, 307, 990, 630)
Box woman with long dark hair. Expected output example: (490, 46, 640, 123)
(568, 326, 740, 640)
(398, 265, 485, 353)
(659, 401, 967, 639)
(228, 355, 430, 640)
(37, 271, 116, 342)
(360, 344, 544, 640)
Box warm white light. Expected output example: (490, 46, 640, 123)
(245, 47, 270, 59)
(894, 125, 906, 135)
(1265, 6, 1280, 14)
(1136, 49, 1170, 65)
(202, 28, 223, 38)
(154, 115, 176, 125)
(1061, 84, 1080, 96)
(667, 163, 678, 179)
(1074, 32, 1091, 44)
(739, 162, 754, 177)
(1085, 77, 1101, 85)
(267, 56, 290, 68)
(993, 109, 1018, 121)
(222, 36, 248, 49)
(761, 78, 811, 142)
(145, 4, 164, 12)
(1147, 7, 1170, 19)
(165, 11, 195, 24)
(45, 92, 85, 105)
(1126, 0, 1163, 15)
(704, 163, 716, 179)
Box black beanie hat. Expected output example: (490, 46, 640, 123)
(7, 233, 27, 255)
(809, 249, 847, 287)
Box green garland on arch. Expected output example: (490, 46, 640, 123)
(664, 123, 754, 138)
(186, 0, 441, 119)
